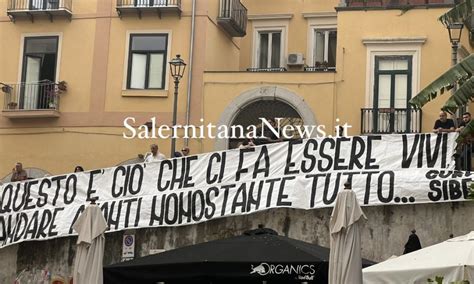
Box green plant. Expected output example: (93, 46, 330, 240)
(427, 276, 444, 284)
(57, 80, 67, 91)
(409, 0, 474, 147)
(427, 275, 470, 284)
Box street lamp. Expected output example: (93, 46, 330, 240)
(448, 22, 463, 67)
(169, 54, 186, 158)
(448, 22, 463, 47)
(447, 23, 465, 170)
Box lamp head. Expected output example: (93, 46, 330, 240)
(169, 54, 187, 80)
(448, 22, 464, 45)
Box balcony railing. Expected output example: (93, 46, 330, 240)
(246, 67, 287, 72)
(217, 0, 248, 37)
(345, 0, 453, 8)
(361, 108, 422, 134)
(304, 66, 336, 72)
(116, 0, 181, 18)
(456, 143, 472, 171)
(7, 0, 72, 22)
(2, 81, 62, 113)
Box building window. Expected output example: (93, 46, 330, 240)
(313, 29, 336, 69)
(127, 34, 168, 90)
(134, 0, 152, 6)
(257, 31, 282, 68)
(373, 56, 413, 132)
(30, 0, 60, 10)
(361, 38, 424, 134)
(21, 36, 59, 109)
(133, 0, 162, 7)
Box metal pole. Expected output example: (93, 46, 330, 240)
(452, 42, 469, 170)
(184, 0, 196, 147)
(171, 77, 179, 157)
(452, 42, 458, 67)
(452, 42, 460, 111)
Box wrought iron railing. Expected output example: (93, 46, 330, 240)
(246, 67, 287, 72)
(345, 0, 452, 7)
(1, 81, 63, 111)
(218, 0, 247, 36)
(8, 0, 72, 11)
(304, 66, 336, 72)
(116, 0, 181, 8)
(456, 143, 472, 171)
(361, 108, 422, 134)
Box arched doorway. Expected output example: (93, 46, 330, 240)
(214, 86, 317, 150)
(228, 100, 304, 149)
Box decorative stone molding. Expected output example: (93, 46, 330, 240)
(362, 37, 427, 45)
(248, 13, 293, 20)
(214, 86, 317, 151)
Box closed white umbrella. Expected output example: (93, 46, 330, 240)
(329, 184, 367, 284)
(73, 201, 108, 284)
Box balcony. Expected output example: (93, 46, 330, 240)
(217, 0, 248, 37)
(246, 67, 287, 72)
(341, 0, 454, 9)
(116, 0, 181, 19)
(7, 0, 72, 22)
(361, 108, 422, 134)
(1, 81, 64, 119)
(304, 66, 336, 72)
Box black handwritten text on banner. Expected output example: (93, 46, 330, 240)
(0, 133, 465, 248)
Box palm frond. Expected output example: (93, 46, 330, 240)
(468, 183, 474, 199)
(442, 77, 474, 114)
(439, 0, 474, 27)
(409, 54, 474, 109)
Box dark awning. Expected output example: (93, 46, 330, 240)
(103, 228, 375, 284)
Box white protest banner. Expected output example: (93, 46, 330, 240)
(0, 133, 466, 249)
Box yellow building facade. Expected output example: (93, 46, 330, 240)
(0, 0, 470, 178)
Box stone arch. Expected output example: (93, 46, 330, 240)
(214, 86, 317, 151)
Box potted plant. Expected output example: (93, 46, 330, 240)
(47, 96, 56, 109)
(321, 61, 329, 71)
(45, 88, 57, 109)
(1, 84, 12, 93)
(7, 102, 17, 109)
(57, 81, 67, 92)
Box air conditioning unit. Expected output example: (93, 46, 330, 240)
(287, 53, 304, 66)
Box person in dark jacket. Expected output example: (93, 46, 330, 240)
(403, 229, 422, 254)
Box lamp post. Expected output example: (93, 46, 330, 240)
(447, 23, 464, 111)
(169, 54, 187, 158)
(447, 23, 465, 170)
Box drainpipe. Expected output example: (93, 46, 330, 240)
(184, 0, 196, 146)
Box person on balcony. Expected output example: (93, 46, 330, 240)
(456, 112, 471, 132)
(433, 111, 455, 133)
(238, 138, 256, 149)
(144, 144, 166, 163)
(74, 166, 84, 172)
(11, 162, 27, 182)
(457, 112, 472, 171)
(181, 147, 190, 156)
